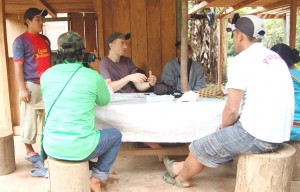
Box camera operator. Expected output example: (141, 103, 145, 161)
(83, 49, 100, 73)
(41, 32, 122, 192)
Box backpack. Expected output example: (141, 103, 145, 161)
(154, 81, 174, 95)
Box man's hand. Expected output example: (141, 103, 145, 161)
(20, 88, 31, 103)
(128, 73, 147, 83)
(147, 71, 157, 86)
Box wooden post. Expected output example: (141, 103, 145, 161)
(235, 143, 295, 192)
(180, 0, 188, 92)
(287, 141, 300, 181)
(0, 130, 16, 175)
(48, 158, 90, 192)
(0, 0, 13, 131)
(95, 0, 104, 58)
(289, 0, 297, 48)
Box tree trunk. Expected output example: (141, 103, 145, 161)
(235, 143, 295, 192)
(0, 130, 16, 175)
(48, 158, 90, 192)
(287, 141, 300, 181)
(180, 0, 188, 92)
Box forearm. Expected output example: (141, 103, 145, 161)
(107, 77, 130, 92)
(14, 63, 26, 91)
(220, 88, 244, 128)
(221, 105, 240, 128)
(134, 81, 151, 91)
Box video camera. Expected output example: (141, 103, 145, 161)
(82, 53, 99, 68)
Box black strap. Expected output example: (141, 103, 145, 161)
(43, 66, 83, 125)
(187, 59, 192, 82)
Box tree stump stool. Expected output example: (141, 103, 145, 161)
(287, 141, 300, 181)
(0, 130, 16, 175)
(235, 143, 296, 192)
(47, 158, 90, 192)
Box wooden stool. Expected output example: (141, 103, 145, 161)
(235, 143, 296, 192)
(0, 130, 16, 175)
(287, 141, 300, 181)
(47, 158, 90, 192)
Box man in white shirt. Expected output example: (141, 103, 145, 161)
(162, 15, 294, 188)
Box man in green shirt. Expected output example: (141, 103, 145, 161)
(41, 32, 122, 192)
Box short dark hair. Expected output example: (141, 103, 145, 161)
(55, 49, 84, 64)
(271, 43, 300, 68)
(24, 8, 48, 27)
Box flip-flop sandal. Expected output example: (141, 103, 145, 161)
(25, 154, 45, 169)
(162, 171, 188, 188)
(30, 168, 48, 178)
(163, 156, 177, 178)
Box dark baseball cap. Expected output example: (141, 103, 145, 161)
(226, 15, 265, 40)
(57, 32, 84, 53)
(106, 32, 131, 47)
(24, 8, 48, 21)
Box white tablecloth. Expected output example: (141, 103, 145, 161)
(94, 93, 226, 143)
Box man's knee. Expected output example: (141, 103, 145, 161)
(111, 128, 122, 143)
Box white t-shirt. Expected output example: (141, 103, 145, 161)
(226, 43, 294, 143)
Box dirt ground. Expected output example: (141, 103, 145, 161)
(0, 136, 299, 192)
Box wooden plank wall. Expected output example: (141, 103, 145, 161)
(69, 13, 98, 52)
(0, 0, 12, 130)
(5, 14, 27, 130)
(6, 0, 176, 128)
(99, 0, 176, 79)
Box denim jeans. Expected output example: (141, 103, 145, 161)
(189, 121, 281, 168)
(82, 128, 122, 180)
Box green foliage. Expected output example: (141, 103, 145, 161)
(263, 19, 284, 48)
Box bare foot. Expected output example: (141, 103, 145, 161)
(90, 176, 101, 192)
(175, 176, 192, 187)
(173, 161, 184, 176)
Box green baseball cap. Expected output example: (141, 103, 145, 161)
(57, 32, 84, 53)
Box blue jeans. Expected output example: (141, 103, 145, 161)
(82, 128, 122, 180)
(189, 121, 281, 168)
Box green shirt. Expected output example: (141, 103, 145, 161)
(41, 62, 110, 160)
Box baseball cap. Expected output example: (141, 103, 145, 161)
(57, 32, 84, 53)
(106, 32, 131, 47)
(226, 15, 265, 40)
(24, 8, 48, 21)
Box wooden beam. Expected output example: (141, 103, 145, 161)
(119, 146, 189, 156)
(290, 0, 297, 48)
(258, 14, 285, 19)
(222, 0, 259, 16)
(218, 7, 228, 15)
(95, 0, 104, 58)
(188, 0, 214, 15)
(248, 1, 290, 15)
(33, 0, 56, 18)
(0, 0, 13, 131)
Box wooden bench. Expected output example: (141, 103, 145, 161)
(47, 158, 90, 192)
(0, 130, 16, 175)
(235, 143, 296, 192)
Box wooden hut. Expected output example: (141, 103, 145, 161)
(0, 0, 299, 156)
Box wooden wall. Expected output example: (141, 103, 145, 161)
(6, 14, 26, 131)
(5, 0, 177, 129)
(69, 13, 98, 53)
(97, 0, 176, 78)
